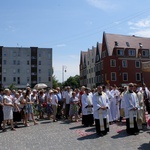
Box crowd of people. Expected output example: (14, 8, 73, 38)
(0, 83, 150, 136)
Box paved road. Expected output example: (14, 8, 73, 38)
(0, 119, 149, 150)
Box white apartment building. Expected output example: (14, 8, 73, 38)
(0, 46, 53, 89)
(86, 47, 96, 88)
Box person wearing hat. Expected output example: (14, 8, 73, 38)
(81, 87, 94, 127)
(124, 83, 139, 135)
(46, 89, 53, 120)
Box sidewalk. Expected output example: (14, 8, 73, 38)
(0, 119, 149, 150)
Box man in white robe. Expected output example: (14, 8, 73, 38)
(93, 86, 109, 136)
(124, 83, 139, 135)
(102, 85, 112, 124)
(110, 84, 120, 122)
(81, 87, 94, 127)
(133, 84, 145, 130)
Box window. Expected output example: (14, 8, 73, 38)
(3, 69, 6, 74)
(17, 77, 20, 84)
(111, 72, 116, 81)
(27, 60, 30, 65)
(96, 55, 99, 61)
(135, 61, 140, 68)
(92, 58, 94, 63)
(3, 60, 6, 65)
(39, 61, 41, 65)
(142, 50, 149, 57)
(3, 77, 6, 82)
(128, 49, 136, 56)
(117, 49, 124, 56)
(122, 60, 127, 68)
(122, 73, 128, 81)
(126, 42, 130, 47)
(136, 73, 141, 81)
(13, 69, 16, 74)
(139, 43, 143, 48)
(110, 59, 116, 67)
(114, 41, 118, 46)
(13, 77, 16, 82)
(17, 69, 20, 73)
(39, 69, 41, 73)
(17, 60, 20, 65)
(102, 51, 106, 58)
(13, 52, 16, 57)
(13, 60, 16, 65)
(27, 77, 29, 82)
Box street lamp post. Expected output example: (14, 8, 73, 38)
(62, 65, 67, 83)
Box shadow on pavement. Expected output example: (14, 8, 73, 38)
(77, 133, 100, 140)
(40, 121, 51, 124)
(69, 125, 85, 130)
(111, 129, 128, 139)
(85, 127, 95, 132)
(138, 142, 150, 150)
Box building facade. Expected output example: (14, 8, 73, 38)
(80, 32, 150, 87)
(0, 46, 53, 89)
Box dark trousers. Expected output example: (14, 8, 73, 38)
(56, 101, 63, 119)
(95, 118, 109, 135)
(126, 117, 139, 134)
(65, 104, 70, 119)
(82, 114, 94, 126)
(0, 107, 3, 127)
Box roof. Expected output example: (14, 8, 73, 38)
(104, 32, 150, 56)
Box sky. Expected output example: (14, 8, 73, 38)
(1, 0, 150, 82)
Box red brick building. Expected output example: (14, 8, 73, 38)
(80, 32, 150, 87)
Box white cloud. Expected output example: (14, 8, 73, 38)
(68, 55, 79, 59)
(128, 17, 150, 37)
(86, 0, 117, 10)
(55, 44, 66, 47)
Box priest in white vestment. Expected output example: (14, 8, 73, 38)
(81, 87, 94, 127)
(93, 86, 109, 136)
(124, 83, 139, 135)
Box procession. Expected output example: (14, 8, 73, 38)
(0, 82, 150, 137)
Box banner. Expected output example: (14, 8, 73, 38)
(142, 61, 150, 72)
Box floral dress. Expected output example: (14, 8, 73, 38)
(69, 96, 79, 116)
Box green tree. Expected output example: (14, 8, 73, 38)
(52, 75, 59, 89)
(63, 75, 80, 89)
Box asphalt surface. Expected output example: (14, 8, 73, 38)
(0, 119, 149, 150)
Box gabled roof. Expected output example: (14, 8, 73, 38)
(104, 32, 150, 56)
(95, 42, 102, 63)
(80, 51, 87, 67)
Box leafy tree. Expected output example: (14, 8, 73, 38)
(62, 75, 80, 89)
(8, 83, 17, 90)
(52, 75, 59, 89)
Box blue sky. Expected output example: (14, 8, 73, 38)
(1, 0, 150, 82)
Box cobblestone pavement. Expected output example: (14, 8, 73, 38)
(0, 119, 149, 150)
